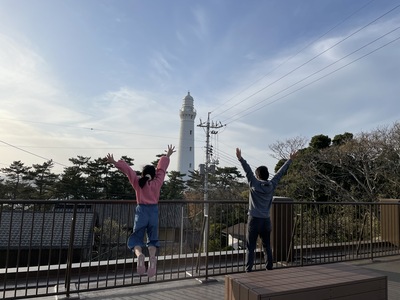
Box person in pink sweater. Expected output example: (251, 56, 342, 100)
(106, 144, 175, 277)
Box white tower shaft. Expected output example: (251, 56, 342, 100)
(178, 92, 196, 180)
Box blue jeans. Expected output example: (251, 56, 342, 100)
(127, 204, 160, 249)
(246, 216, 272, 272)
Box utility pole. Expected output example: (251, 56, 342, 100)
(197, 112, 225, 282)
(198, 112, 225, 249)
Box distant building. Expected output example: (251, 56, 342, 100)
(223, 223, 247, 250)
(0, 209, 96, 268)
(0, 202, 192, 268)
(177, 92, 197, 181)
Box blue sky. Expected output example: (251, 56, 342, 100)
(0, 0, 399, 175)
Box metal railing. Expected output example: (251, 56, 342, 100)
(0, 198, 399, 299)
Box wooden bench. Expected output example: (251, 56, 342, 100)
(225, 263, 387, 300)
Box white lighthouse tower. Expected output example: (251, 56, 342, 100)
(178, 92, 197, 181)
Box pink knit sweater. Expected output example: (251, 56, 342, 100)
(114, 156, 170, 204)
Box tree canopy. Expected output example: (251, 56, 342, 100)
(1, 122, 399, 202)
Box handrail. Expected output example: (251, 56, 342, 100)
(0, 199, 399, 299)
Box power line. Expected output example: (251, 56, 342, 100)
(217, 147, 263, 170)
(214, 3, 400, 124)
(0, 118, 179, 141)
(0, 140, 69, 167)
(210, 0, 378, 118)
(0, 145, 171, 150)
(223, 34, 400, 125)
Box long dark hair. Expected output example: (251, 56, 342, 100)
(138, 165, 156, 188)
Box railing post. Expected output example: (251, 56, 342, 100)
(271, 197, 294, 263)
(180, 205, 184, 255)
(64, 203, 78, 297)
(370, 204, 373, 261)
(300, 203, 304, 267)
(204, 206, 209, 280)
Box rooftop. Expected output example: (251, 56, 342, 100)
(27, 255, 400, 300)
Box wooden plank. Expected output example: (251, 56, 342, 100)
(225, 276, 232, 300)
(330, 278, 387, 298)
(331, 289, 387, 300)
(257, 283, 386, 300)
(239, 281, 250, 300)
(231, 278, 241, 300)
(225, 263, 388, 300)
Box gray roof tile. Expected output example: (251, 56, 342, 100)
(0, 211, 96, 249)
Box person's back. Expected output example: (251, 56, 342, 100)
(236, 148, 297, 272)
(238, 153, 292, 219)
(106, 145, 176, 277)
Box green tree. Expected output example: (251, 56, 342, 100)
(54, 156, 90, 199)
(0, 177, 6, 199)
(103, 155, 136, 200)
(273, 123, 400, 202)
(208, 223, 229, 251)
(54, 165, 87, 199)
(185, 170, 204, 201)
(1, 161, 31, 199)
(310, 134, 331, 150)
(29, 160, 58, 199)
(332, 132, 353, 146)
(160, 171, 186, 200)
(208, 166, 245, 200)
(85, 158, 109, 199)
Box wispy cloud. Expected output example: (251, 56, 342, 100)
(0, 1, 399, 175)
(191, 6, 209, 41)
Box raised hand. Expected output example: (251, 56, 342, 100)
(236, 148, 242, 160)
(106, 153, 116, 164)
(166, 145, 176, 157)
(290, 151, 298, 160)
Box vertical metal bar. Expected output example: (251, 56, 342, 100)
(3, 203, 12, 298)
(37, 204, 46, 295)
(95, 202, 106, 287)
(312, 203, 315, 263)
(14, 204, 25, 299)
(190, 202, 198, 276)
(327, 204, 330, 264)
(300, 203, 303, 267)
(105, 203, 113, 287)
(196, 211, 206, 273)
(121, 202, 130, 285)
(56, 204, 68, 292)
(45, 204, 56, 294)
(397, 202, 400, 255)
(180, 205, 184, 255)
(204, 208, 209, 280)
(65, 203, 78, 297)
(24, 204, 36, 297)
(21, 204, 37, 296)
(370, 204, 373, 261)
(77, 205, 85, 290)
(115, 201, 123, 285)
(217, 203, 222, 274)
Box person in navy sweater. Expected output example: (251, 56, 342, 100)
(236, 148, 297, 272)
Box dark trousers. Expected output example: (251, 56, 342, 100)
(246, 216, 272, 272)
